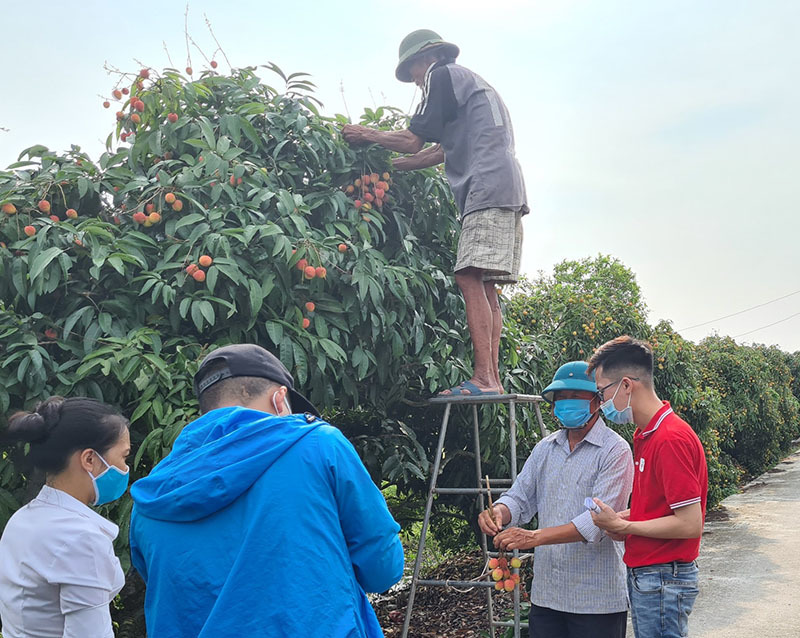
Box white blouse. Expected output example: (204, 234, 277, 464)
(0, 485, 125, 637)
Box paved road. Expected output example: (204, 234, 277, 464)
(690, 447, 800, 637)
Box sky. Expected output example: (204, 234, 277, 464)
(2, 0, 799, 352)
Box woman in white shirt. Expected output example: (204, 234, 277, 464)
(0, 396, 130, 638)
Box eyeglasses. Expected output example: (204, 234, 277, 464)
(596, 377, 639, 401)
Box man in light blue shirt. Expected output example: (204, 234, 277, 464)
(478, 361, 634, 638)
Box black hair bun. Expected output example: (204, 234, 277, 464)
(6, 397, 65, 443)
(36, 397, 64, 429)
(7, 412, 49, 443)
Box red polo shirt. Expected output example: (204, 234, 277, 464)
(624, 401, 708, 568)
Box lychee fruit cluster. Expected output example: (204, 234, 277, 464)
(294, 256, 326, 280)
(185, 255, 213, 283)
(343, 171, 392, 221)
(488, 554, 522, 593)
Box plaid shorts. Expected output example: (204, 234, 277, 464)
(454, 207, 524, 284)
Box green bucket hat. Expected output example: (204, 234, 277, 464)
(395, 29, 460, 83)
(540, 361, 598, 403)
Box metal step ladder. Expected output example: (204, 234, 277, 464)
(401, 393, 548, 638)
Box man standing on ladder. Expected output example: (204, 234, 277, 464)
(478, 361, 634, 638)
(342, 29, 528, 397)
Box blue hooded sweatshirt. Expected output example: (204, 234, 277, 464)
(129, 407, 404, 638)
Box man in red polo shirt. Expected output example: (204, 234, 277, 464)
(587, 336, 707, 638)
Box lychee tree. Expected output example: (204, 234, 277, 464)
(0, 63, 488, 547)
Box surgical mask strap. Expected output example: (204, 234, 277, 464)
(272, 391, 291, 416)
(92, 450, 111, 474)
(607, 379, 631, 407)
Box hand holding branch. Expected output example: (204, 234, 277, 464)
(493, 527, 540, 551)
(341, 124, 372, 146)
(478, 506, 505, 536)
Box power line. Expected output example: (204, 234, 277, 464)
(679, 288, 800, 331)
(733, 311, 800, 339)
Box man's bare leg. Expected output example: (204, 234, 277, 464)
(441, 267, 503, 394)
(484, 281, 503, 392)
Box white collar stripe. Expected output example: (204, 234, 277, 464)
(643, 407, 673, 437)
(415, 62, 438, 116)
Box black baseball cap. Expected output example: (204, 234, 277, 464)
(193, 344, 320, 416)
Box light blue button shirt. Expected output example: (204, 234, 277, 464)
(495, 418, 634, 614)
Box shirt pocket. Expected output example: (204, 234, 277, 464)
(573, 468, 599, 498)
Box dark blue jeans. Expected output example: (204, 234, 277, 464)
(628, 561, 699, 637)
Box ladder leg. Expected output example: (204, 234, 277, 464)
(509, 400, 521, 638)
(473, 404, 496, 638)
(401, 403, 451, 638)
(509, 401, 518, 479)
(533, 401, 547, 439)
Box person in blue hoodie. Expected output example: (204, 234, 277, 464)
(129, 344, 404, 638)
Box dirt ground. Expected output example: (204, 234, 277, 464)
(373, 550, 528, 638)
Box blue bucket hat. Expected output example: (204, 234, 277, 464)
(541, 361, 597, 403)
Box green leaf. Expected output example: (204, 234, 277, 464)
(206, 266, 219, 293)
(11, 259, 27, 297)
(77, 177, 90, 198)
(63, 306, 93, 338)
(133, 427, 163, 468)
(265, 321, 283, 346)
(248, 280, 263, 316)
(179, 297, 192, 319)
(191, 301, 205, 332)
(174, 213, 206, 231)
(17, 356, 31, 383)
(107, 256, 125, 275)
(414, 322, 424, 354)
(198, 300, 215, 327)
(319, 338, 346, 362)
(98, 312, 113, 334)
(240, 117, 260, 147)
(216, 136, 231, 155)
(29, 350, 43, 376)
(293, 342, 308, 385)
(271, 234, 290, 257)
(279, 335, 294, 369)
(313, 314, 328, 339)
(213, 262, 242, 285)
(221, 114, 242, 145)
(29, 247, 64, 284)
(83, 322, 102, 352)
(198, 116, 216, 148)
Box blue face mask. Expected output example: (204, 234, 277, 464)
(600, 381, 634, 425)
(88, 452, 130, 506)
(553, 399, 594, 429)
